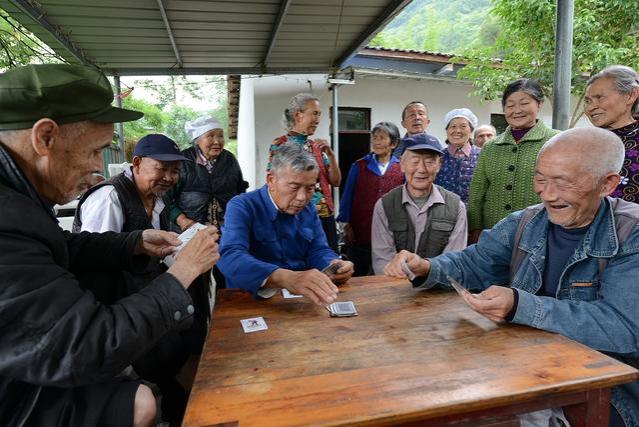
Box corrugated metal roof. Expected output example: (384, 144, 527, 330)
(0, 0, 412, 75)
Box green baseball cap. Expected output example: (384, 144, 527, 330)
(0, 63, 143, 130)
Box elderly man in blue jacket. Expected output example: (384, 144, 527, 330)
(218, 143, 354, 306)
(386, 127, 639, 427)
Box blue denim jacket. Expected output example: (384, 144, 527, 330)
(424, 198, 639, 426)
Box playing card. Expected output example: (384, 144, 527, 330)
(326, 301, 358, 317)
(282, 289, 303, 298)
(240, 317, 268, 333)
(162, 222, 207, 267)
(401, 260, 416, 280)
(321, 262, 341, 276)
(447, 276, 476, 298)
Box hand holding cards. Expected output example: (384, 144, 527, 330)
(162, 222, 207, 267)
(447, 276, 478, 299)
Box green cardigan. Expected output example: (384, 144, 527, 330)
(468, 120, 560, 230)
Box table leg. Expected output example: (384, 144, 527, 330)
(564, 388, 611, 427)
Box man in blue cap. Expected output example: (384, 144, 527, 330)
(74, 133, 208, 423)
(0, 64, 220, 427)
(371, 133, 468, 274)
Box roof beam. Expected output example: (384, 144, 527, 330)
(102, 67, 329, 76)
(156, 0, 182, 68)
(333, 0, 412, 68)
(10, 0, 95, 67)
(263, 0, 292, 66)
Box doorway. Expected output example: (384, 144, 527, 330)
(330, 106, 372, 181)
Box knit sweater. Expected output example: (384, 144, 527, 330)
(468, 120, 559, 230)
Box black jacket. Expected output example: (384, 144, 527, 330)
(0, 146, 194, 426)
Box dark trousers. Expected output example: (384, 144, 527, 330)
(320, 215, 339, 253)
(346, 244, 372, 276)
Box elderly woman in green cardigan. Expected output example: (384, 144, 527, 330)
(468, 78, 559, 243)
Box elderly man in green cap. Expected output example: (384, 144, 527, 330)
(0, 64, 220, 427)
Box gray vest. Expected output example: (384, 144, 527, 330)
(381, 185, 461, 259)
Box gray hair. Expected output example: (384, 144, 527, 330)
(271, 143, 318, 175)
(283, 93, 319, 131)
(538, 127, 624, 183)
(587, 65, 639, 116)
(474, 124, 496, 138)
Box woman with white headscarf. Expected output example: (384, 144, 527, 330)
(434, 108, 481, 203)
(169, 116, 248, 232)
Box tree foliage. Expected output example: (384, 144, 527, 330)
(456, 0, 639, 126)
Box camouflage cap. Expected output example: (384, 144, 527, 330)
(0, 63, 143, 130)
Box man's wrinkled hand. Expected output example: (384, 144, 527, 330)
(135, 229, 181, 257)
(327, 260, 354, 284)
(384, 250, 430, 279)
(168, 226, 220, 289)
(286, 269, 339, 306)
(461, 285, 515, 323)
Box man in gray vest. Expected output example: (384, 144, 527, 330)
(371, 133, 467, 275)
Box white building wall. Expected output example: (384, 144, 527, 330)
(237, 76, 256, 189)
(242, 73, 592, 188)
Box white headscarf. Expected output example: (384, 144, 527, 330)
(444, 108, 478, 129)
(185, 116, 223, 141)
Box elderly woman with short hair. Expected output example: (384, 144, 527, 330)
(435, 108, 481, 203)
(169, 116, 248, 232)
(337, 121, 405, 275)
(585, 64, 639, 203)
(468, 78, 559, 243)
(268, 93, 341, 251)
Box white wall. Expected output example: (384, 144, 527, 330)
(241, 73, 593, 188)
(237, 76, 256, 189)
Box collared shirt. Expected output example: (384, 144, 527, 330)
(370, 184, 468, 274)
(196, 146, 217, 173)
(446, 142, 472, 157)
(217, 185, 338, 296)
(79, 167, 165, 232)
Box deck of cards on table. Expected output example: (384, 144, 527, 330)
(326, 301, 358, 317)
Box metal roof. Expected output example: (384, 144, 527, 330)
(1, 0, 411, 75)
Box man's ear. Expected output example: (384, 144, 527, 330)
(132, 156, 142, 170)
(600, 173, 621, 197)
(266, 170, 276, 186)
(30, 118, 60, 157)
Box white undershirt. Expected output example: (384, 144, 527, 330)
(79, 170, 165, 232)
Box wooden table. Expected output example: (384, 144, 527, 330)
(183, 276, 638, 427)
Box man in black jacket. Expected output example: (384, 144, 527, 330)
(0, 64, 219, 427)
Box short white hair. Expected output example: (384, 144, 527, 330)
(538, 127, 624, 183)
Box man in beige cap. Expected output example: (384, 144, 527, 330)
(0, 64, 219, 427)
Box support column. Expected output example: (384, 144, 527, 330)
(113, 75, 126, 159)
(552, 0, 574, 130)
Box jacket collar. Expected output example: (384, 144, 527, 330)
(494, 120, 549, 146)
(0, 144, 57, 220)
(260, 184, 284, 221)
(520, 198, 618, 258)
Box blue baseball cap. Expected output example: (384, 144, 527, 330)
(133, 134, 187, 161)
(403, 133, 443, 155)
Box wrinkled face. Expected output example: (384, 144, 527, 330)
(474, 126, 496, 147)
(504, 91, 541, 129)
(446, 117, 473, 148)
(197, 128, 224, 160)
(370, 129, 396, 158)
(48, 122, 114, 204)
(534, 147, 605, 229)
(294, 100, 321, 136)
(585, 77, 638, 129)
(401, 103, 430, 135)
(133, 157, 180, 197)
(401, 150, 441, 194)
(267, 166, 318, 214)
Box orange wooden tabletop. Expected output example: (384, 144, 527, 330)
(182, 276, 638, 427)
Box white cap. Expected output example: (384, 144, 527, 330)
(444, 108, 478, 129)
(184, 116, 223, 141)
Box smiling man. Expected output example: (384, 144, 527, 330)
(372, 133, 467, 275)
(218, 143, 354, 306)
(385, 127, 639, 427)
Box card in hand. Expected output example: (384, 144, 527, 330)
(321, 262, 342, 276)
(326, 301, 358, 317)
(447, 276, 476, 298)
(401, 260, 416, 280)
